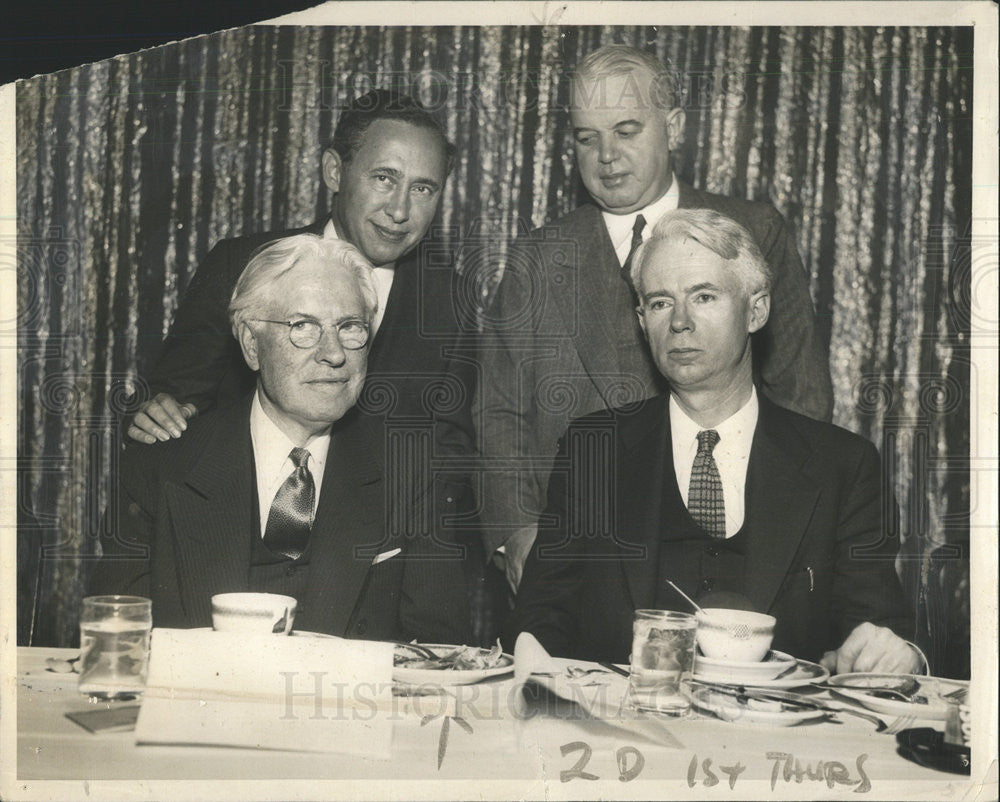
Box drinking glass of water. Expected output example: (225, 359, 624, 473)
(628, 609, 697, 716)
(78, 595, 152, 699)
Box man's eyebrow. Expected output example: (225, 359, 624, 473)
(613, 118, 644, 129)
(685, 282, 723, 293)
(370, 165, 441, 191)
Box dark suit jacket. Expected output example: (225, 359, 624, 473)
(476, 182, 833, 556)
(146, 219, 474, 438)
(90, 395, 473, 644)
(508, 395, 912, 664)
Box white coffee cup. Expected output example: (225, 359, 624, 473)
(211, 593, 297, 634)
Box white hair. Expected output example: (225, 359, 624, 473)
(228, 234, 378, 336)
(631, 209, 772, 297)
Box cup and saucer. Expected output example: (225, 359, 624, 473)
(691, 609, 828, 688)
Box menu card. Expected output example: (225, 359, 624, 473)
(134, 628, 394, 757)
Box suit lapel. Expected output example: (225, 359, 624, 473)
(165, 397, 255, 622)
(743, 399, 820, 614)
(550, 206, 641, 407)
(616, 397, 670, 611)
(296, 409, 387, 635)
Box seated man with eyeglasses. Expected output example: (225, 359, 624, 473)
(89, 234, 472, 644)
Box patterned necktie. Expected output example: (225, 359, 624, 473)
(687, 430, 726, 538)
(620, 213, 646, 296)
(263, 447, 315, 560)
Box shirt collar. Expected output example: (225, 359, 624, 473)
(669, 386, 759, 457)
(249, 389, 331, 480)
(322, 218, 338, 240)
(601, 174, 681, 255)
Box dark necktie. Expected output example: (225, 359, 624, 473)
(263, 447, 315, 560)
(620, 213, 647, 296)
(687, 430, 726, 538)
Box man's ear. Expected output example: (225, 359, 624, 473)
(664, 107, 686, 150)
(748, 290, 770, 334)
(237, 321, 261, 372)
(321, 148, 342, 193)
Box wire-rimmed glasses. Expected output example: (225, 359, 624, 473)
(252, 318, 370, 350)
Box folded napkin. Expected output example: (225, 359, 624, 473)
(135, 628, 394, 757)
(513, 632, 628, 719)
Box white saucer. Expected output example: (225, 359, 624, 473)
(189, 627, 338, 638)
(694, 649, 797, 683)
(694, 651, 829, 688)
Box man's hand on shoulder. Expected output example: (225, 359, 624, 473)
(127, 393, 198, 444)
(820, 622, 923, 675)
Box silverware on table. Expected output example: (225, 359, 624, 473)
(692, 681, 892, 732)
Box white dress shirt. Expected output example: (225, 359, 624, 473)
(669, 388, 759, 538)
(323, 218, 393, 333)
(602, 174, 681, 267)
(250, 390, 331, 538)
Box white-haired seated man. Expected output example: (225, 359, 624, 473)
(90, 234, 471, 644)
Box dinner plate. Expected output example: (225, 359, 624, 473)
(690, 686, 827, 727)
(694, 652, 829, 688)
(393, 643, 514, 686)
(828, 673, 969, 721)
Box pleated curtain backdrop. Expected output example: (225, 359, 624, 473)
(15, 25, 973, 675)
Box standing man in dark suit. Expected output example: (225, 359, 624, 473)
(91, 235, 471, 643)
(128, 88, 469, 449)
(477, 45, 833, 591)
(510, 209, 919, 673)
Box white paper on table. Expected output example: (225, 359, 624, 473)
(134, 628, 394, 757)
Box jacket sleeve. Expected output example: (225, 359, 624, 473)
(831, 439, 914, 644)
(754, 206, 834, 422)
(144, 239, 247, 415)
(474, 238, 564, 561)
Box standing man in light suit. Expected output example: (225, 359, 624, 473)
(91, 235, 471, 643)
(477, 45, 833, 591)
(510, 210, 918, 673)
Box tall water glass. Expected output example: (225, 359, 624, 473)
(78, 595, 152, 699)
(628, 609, 697, 716)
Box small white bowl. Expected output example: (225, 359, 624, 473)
(696, 609, 776, 662)
(211, 593, 297, 634)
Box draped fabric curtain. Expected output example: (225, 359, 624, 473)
(16, 26, 972, 673)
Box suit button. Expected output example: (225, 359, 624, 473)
(706, 546, 720, 557)
(700, 578, 715, 592)
(356, 619, 367, 635)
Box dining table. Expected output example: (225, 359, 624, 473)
(10, 645, 976, 801)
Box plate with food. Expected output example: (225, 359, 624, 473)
(690, 685, 828, 727)
(393, 642, 514, 686)
(827, 673, 969, 721)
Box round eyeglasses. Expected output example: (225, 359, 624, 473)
(252, 318, 370, 350)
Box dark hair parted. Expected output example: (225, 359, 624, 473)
(329, 89, 456, 175)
